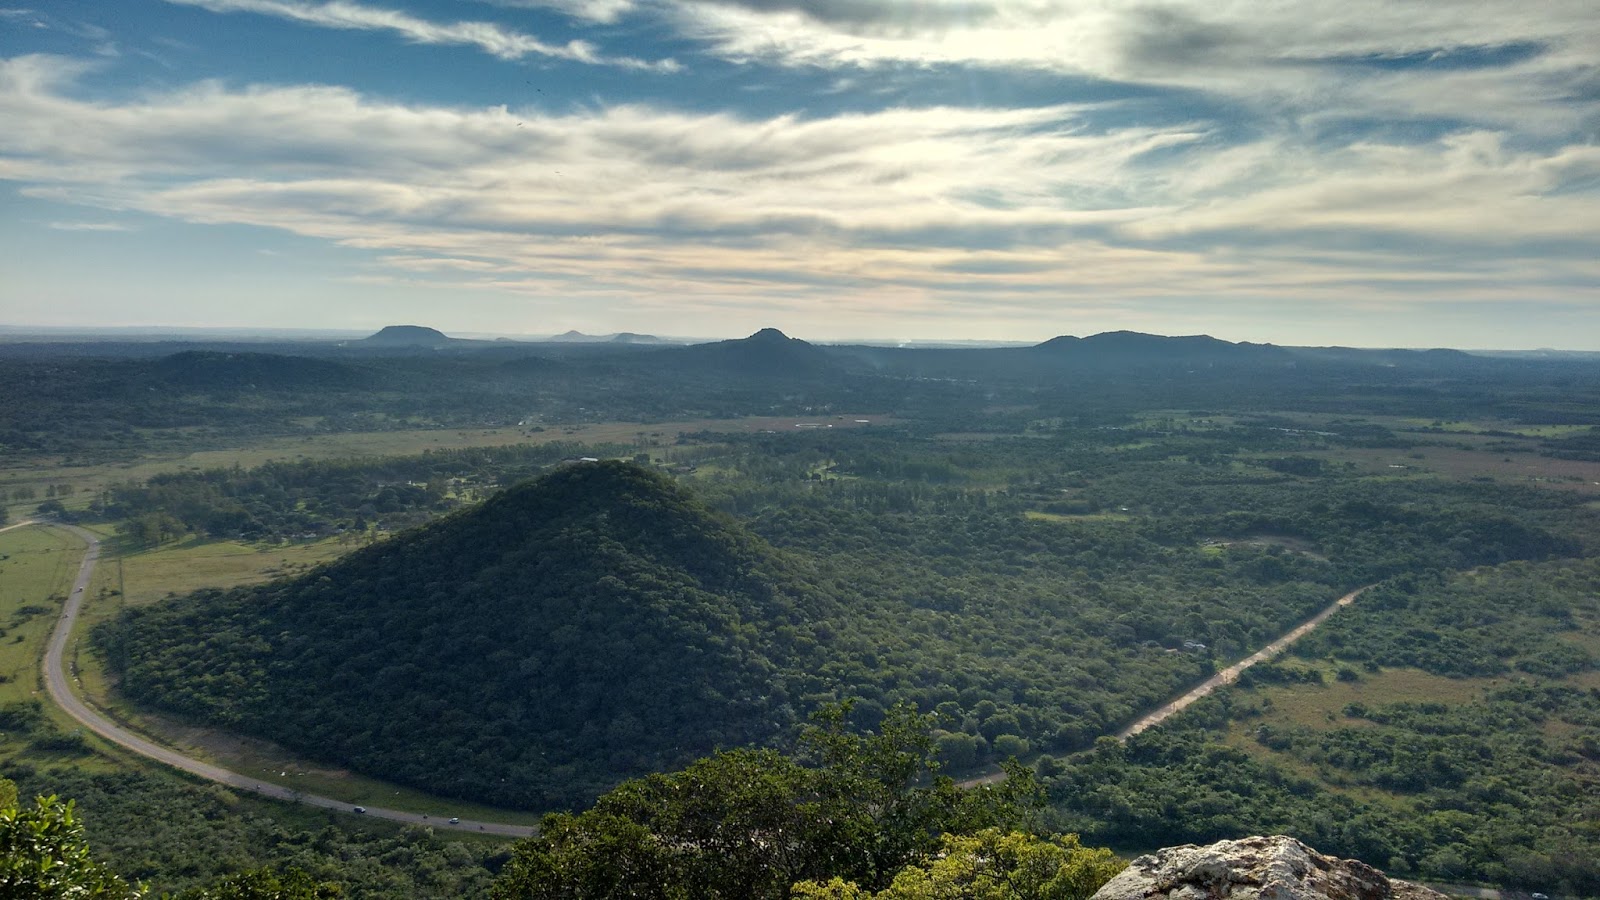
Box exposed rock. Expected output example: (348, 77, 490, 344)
(1089, 836, 1447, 900)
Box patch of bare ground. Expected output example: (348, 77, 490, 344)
(1306, 446, 1600, 492)
(1203, 534, 1328, 562)
(128, 709, 354, 781)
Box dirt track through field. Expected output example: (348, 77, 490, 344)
(1115, 585, 1372, 740)
(954, 583, 1372, 788)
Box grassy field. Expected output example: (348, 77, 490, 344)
(0, 524, 128, 776)
(1298, 444, 1600, 495)
(1024, 510, 1136, 523)
(0, 524, 76, 704)
(1213, 665, 1505, 804)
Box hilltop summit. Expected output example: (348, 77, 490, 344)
(361, 324, 451, 346)
(675, 328, 832, 376)
(103, 462, 823, 809)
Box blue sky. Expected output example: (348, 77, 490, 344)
(2, 0, 1597, 346)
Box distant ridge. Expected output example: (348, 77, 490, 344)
(540, 330, 670, 344)
(361, 324, 452, 346)
(675, 328, 833, 376)
(1032, 331, 1289, 365)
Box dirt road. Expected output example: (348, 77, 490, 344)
(35, 522, 536, 837)
(1116, 585, 1372, 740)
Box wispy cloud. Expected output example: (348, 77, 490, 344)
(164, 0, 680, 70)
(47, 220, 132, 231)
(664, 0, 1600, 136)
(467, 0, 638, 26)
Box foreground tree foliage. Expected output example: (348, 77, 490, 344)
(0, 784, 141, 899)
(793, 830, 1125, 900)
(167, 868, 344, 899)
(491, 705, 1100, 900)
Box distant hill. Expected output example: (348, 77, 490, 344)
(539, 330, 670, 344)
(361, 325, 452, 346)
(672, 328, 834, 376)
(1032, 331, 1290, 366)
(100, 461, 827, 809)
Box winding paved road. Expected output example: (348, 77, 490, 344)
(20, 514, 1365, 831)
(1116, 584, 1372, 740)
(28, 521, 536, 837)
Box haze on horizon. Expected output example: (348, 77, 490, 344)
(2, 0, 1597, 350)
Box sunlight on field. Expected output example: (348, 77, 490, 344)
(0, 525, 74, 703)
(1235, 666, 1497, 734)
(1024, 510, 1134, 523)
(112, 535, 352, 609)
(0, 525, 126, 773)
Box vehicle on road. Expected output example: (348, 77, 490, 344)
(448, 817, 460, 824)
(353, 806, 366, 814)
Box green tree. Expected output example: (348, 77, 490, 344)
(0, 787, 143, 899)
(793, 829, 1125, 900)
(167, 868, 343, 899)
(493, 704, 1048, 900)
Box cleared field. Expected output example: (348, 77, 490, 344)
(1300, 445, 1600, 494)
(1213, 666, 1505, 805)
(1226, 666, 1497, 734)
(0, 524, 75, 703)
(1024, 510, 1135, 523)
(0, 524, 127, 774)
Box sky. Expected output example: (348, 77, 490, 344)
(1, 1, 1598, 347)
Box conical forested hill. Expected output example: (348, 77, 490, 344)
(100, 461, 828, 809)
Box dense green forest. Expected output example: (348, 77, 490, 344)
(4, 331, 1600, 895)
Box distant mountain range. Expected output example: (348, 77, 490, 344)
(540, 330, 673, 344)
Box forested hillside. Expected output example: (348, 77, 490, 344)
(101, 461, 832, 808)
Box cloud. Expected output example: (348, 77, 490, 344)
(468, 0, 639, 26)
(1, 53, 1596, 337)
(164, 0, 679, 69)
(664, 0, 1600, 136)
(47, 220, 132, 231)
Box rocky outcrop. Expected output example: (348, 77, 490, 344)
(1089, 836, 1447, 900)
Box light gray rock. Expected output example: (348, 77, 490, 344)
(1089, 836, 1447, 900)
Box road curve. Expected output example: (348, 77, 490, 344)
(1116, 584, 1373, 740)
(33, 522, 536, 838)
